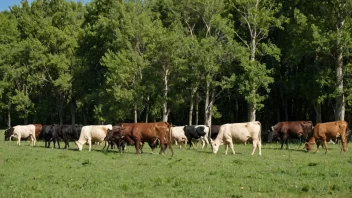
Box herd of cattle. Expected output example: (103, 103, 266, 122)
(3, 120, 350, 156)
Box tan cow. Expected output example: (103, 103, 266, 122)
(305, 120, 348, 154)
(211, 121, 262, 155)
(170, 126, 188, 149)
(75, 125, 112, 151)
(9, 125, 36, 146)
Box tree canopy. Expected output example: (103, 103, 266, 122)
(1, 0, 352, 129)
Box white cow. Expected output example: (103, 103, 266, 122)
(10, 125, 36, 146)
(75, 125, 112, 151)
(211, 121, 262, 155)
(171, 126, 188, 149)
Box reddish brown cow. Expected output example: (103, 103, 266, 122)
(34, 124, 43, 138)
(131, 122, 173, 156)
(305, 120, 348, 154)
(271, 121, 313, 149)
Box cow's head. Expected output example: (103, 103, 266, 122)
(75, 141, 83, 151)
(211, 140, 220, 154)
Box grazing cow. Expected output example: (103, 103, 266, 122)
(211, 121, 262, 155)
(305, 120, 348, 154)
(131, 122, 173, 156)
(170, 126, 188, 149)
(75, 125, 112, 151)
(210, 125, 221, 140)
(55, 124, 83, 149)
(34, 124, 43, 138)
(271, 121, 313, 149)
(8, 125, 36, 146)
(183, 125, 210, 149)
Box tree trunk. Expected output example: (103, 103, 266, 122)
(204, 79, 210, 126)
(195, 91, 199, 125)
(145, 96, 149, 123)
(162, 68, 169, 122)
(247, 32, 257, 122)
(189, 98, 194, 126)
(335, 40, 345, 120)
(7, 102, 11, 128)
(134, 104, 138, 123)
(248, 103, 256, 122)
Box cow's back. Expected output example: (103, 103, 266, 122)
(171, 126, 185, 137)
(227, 122, 261, 143)
(315, 121, 347, 138)
(89, 125, 112, 142)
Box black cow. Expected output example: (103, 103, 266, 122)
(183, 125, 209, 149)
(40, 125, 55, 148)
(53, 124, 83, 149)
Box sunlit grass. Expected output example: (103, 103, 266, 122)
(1, 130, 352, 197)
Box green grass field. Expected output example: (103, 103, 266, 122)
(1, 130, 352, 198)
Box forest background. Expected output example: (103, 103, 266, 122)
(1, 0, 352, 131)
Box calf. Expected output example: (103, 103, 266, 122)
(75, 125, 112, 151)
(104, 126, 127, 152)
(211, 122, 262, 155)
(305, 120, 348, 154)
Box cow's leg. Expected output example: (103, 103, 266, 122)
(135, 139, 141, 155)
(323, 140, 328, 154)
(314, 141, 320, 153)
(280, 139, 284, 149)
(88, 138, 92, 152)
(251, 139, 258, 155)
(17, 135, 21, 146)
(33, 135, 36, 146)
(341, 135, 347, 152)
(204, 137, 209, 148)
(159, 138, 166, 155)
(229, 142, 236, 155)
(285, 139, 289, 150)
(225, 144, 229, 155)
(258, 139, 262, 156)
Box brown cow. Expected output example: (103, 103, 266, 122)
(131, 122, 173, 156)
(34, 124, 43, 138)
(305, 120, 348, 154)
(271, 121, 313, 149)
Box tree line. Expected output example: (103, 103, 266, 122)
(0, 0, 352, 130)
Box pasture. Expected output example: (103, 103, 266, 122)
(1, 131, 352, 198)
